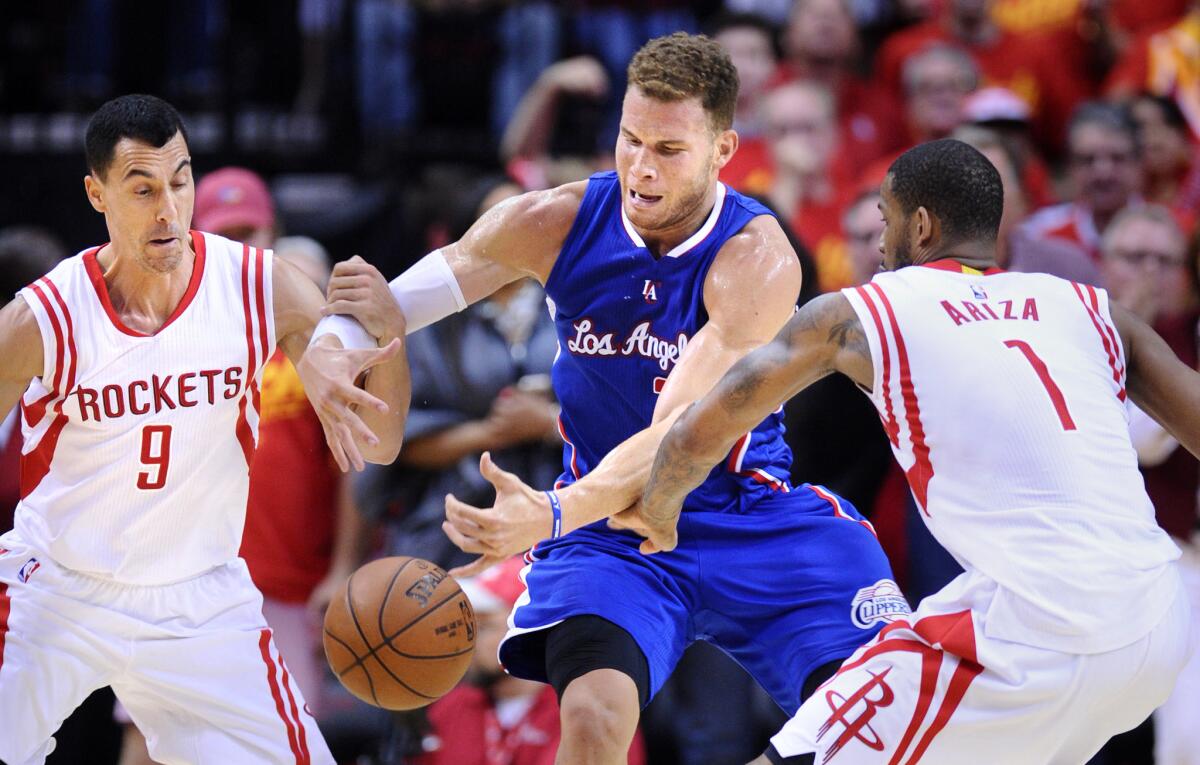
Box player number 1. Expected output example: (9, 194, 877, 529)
(1003, 340, 1077, 431)
(138, 424, 173, 490)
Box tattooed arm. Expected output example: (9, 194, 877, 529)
(636, 292, 873, 553)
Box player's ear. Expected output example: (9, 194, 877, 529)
(914, 206, 935, 247)
(84, 174, 107, 214)
(713, 128, 738, 171)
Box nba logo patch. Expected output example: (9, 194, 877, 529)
(970, 284, 987, 300)
(850, 579, 910, 629)
(18, 557, 41, 583)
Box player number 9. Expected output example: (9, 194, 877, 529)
(138, 424, 173, 490)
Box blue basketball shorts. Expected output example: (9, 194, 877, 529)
(497, 484, 907, 713)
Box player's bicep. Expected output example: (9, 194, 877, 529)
(272, 255, 325, 365)
(446, 183, 586, 302)
(0, 297, 45, 416)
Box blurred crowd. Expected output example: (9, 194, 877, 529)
(2, 0, 1200, 763)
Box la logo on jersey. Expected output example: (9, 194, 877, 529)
(642, 280, 661, 303)
(850, 579, 910, 629)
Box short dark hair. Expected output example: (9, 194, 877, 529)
(1132, 91, 1190, 133)
(887, 138, 1004, 244)
(85, 94, 189, 179)
(627, 32, 739, 131)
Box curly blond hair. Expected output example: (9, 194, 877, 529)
(627, 32, 739, 132)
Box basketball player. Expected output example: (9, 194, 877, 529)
(637, 139, 1195, 764)
(0, 95, 407, 765)
(313, 33, 902, 765)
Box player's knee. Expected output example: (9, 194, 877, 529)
(559, 670, 639, 749)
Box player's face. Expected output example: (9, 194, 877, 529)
(877, 178, 914, 271)
(85, 132, 195, 274)
(615, 88, 736, 239)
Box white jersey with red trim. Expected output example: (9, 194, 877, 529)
(13, 231, 275, 585)
(842, 263, 1180, 654)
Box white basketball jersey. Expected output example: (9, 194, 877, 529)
(843, 262, 1180, 654)
(14, 231, 275, 585)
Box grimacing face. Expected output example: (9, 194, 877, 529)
(84, 131, 195, 274)
(615, 87, 734, 238)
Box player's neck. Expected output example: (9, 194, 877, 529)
(919, 243, 996, 272)
(96, 242, 197, 332)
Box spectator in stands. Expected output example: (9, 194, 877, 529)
(961, 85, 1056, 208)
(711, 12, 779, 141)
(1130, 92, 1200, 234)
(500, 55, 611, 189)
(875, 0, 1087, 151)
(414, 556, 646, 764)
(775, 0, 891, 173)
(762, 80, 854, 291)
(953, 125, 1031, 268)
(1100, 206, 1199, 765)
(714, 12, 782, 196)
(1106, 0, 1200, 140)
(1014, 102, 1141, 271)
(903, 45, 978, 143)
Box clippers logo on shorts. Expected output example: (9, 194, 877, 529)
(817, 666, 895, 763)
(18, 557, 41, 583)
(850, 579, 910, 629)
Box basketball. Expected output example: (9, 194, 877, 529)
(322, 556, 476, 710)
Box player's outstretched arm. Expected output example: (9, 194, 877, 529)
(440, 216, 802, 574)
(275, 256, 408, 471)
(638, 292, 872, 552)
(1115, 301, 1200, 460)
(0, 297, 45, 419)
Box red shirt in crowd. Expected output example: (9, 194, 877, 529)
(413, 685, 646, 765)
(239, 350, 340, 603)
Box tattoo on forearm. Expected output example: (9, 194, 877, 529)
(643, 432, 710, 522)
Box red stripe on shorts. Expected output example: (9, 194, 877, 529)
(0, 583, 10, 676)
(258, 629, 306, 764)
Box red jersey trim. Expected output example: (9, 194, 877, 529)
(854, 286, 901, 447)
(22, 279, 65, 428)
(0, 584, 9, 677)
(867, 283, 934, 514)
(557, 415, 581, 480)
(83, 230, 207, 337)
(1071, 282, 1127, 401)
(236, 245, 260, 467)
(20, 277, 78, 499)
(809, 484, 877, 536)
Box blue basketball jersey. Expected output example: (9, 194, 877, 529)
(545, 171, 792, 513)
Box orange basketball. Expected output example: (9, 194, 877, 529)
(322, 556, 476, 710)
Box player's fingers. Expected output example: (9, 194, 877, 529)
(336, 381, 390, 414)
(478, 451, 519, 489)
(445, 494, 491, 532)
(448, 554, 503, 579)
(323, 424, 351, 472)
(355, 339, 403, 372)
(333, 421, 366, 472)
(441, 521, 498, 555)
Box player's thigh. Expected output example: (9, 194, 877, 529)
(0, 556, 116, 764)
(694, 487, 904, 711)
(499, 530, 697, 703)
(116, 626, 334, 765)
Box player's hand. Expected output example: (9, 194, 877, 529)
(607, 501, 680, 554)
(540, 56, 609, 99)
(442, 452, 554, 571)
(324, 256, 407, 342)
(298, 335, 403, 472)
